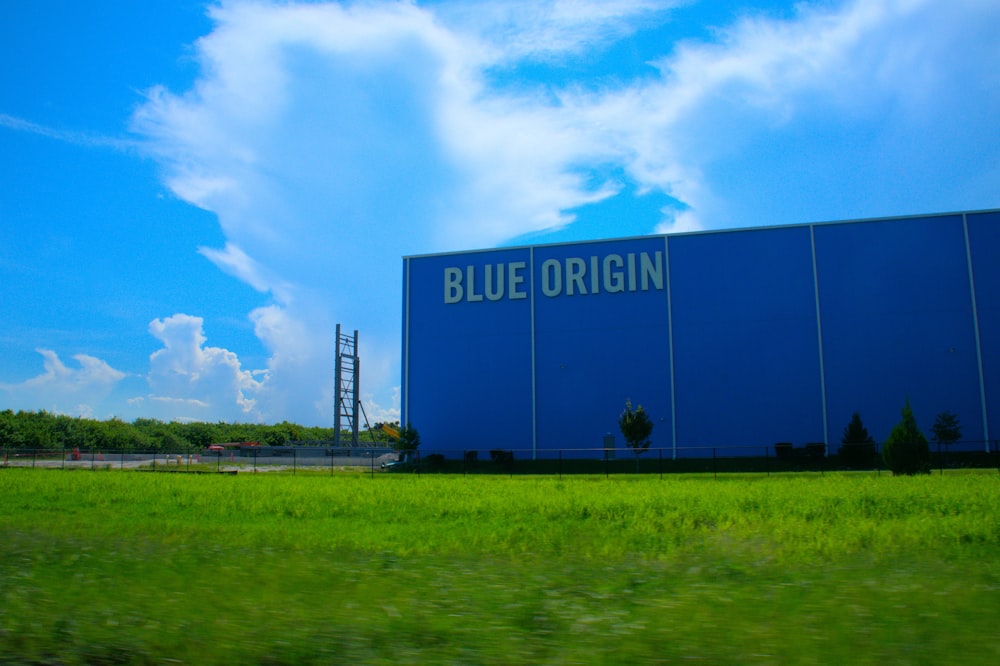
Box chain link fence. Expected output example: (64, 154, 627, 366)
(0, 445, 399, 475)
(4, 440, 997, 477)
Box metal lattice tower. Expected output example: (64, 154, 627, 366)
(333, 324, 360, 447)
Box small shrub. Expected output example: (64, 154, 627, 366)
(804, 443, 825, 459)
(882, 399, 930, 475)
(489, 449, 514, 463)
(423, 453, 445, 466)
(398, 424, 420, 455)
(618, 400, 653, 454)
(931, 411, 962, 448)
(839, 412, 876, 469)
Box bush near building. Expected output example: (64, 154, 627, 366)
(882, 400, 931, 475)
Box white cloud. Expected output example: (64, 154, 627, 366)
(26, 349, 125, 389)
(247, 302, 335, 423)
(555, 0, 1000, 228)
(362, 385, 401, 426)
(121, 0, 999, 424)
(198, 242, 295, 301)
(0, 113, 138, 152)
(144, 314, 263, 422)
(149, 396, 212, 408)
(434, 0, 676, 62)
(0, 349, 126, 417)
(655, 207, 703, 235)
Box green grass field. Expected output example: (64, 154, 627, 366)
(1, 469, 998, 664)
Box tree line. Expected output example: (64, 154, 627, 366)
(618, 397, 967, 476)
(0, 410, 390, 452)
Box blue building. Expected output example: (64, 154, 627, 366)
(401, 210, 999, 458)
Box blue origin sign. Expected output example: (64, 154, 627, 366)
(443, 251, 664, 303)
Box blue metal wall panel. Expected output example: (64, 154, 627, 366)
(532, 238, 671, 454)
(669, 226, 824, 449)
(402, 210, 998, 458)
(967, 211, 1000, 445)
(813, 215, 983, 445)
(404, 248, 534, 451)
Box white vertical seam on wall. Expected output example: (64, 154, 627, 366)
(963, 213, 990, 449)
(530, 247, 538, 460)
(403, 258, 410, 425)
(665, 235, 677, 460)
(810, 226, 830, 455)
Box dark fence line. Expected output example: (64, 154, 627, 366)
(405, 440, 1000, 478)
(3, 440, 997, 477)
(0, 446, 398, 476)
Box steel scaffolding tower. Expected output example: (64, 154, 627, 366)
(333, 324, 359, 447)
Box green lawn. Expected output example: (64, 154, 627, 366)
(1, 469, 998, 664)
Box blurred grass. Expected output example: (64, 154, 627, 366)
(1, 469, 998, 664)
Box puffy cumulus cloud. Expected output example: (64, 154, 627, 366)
(142, 314, 263, 422)
(28, 350, 125, 389)
(128, 0, 1000, 424)
(238, 299, 404, 426)
(134, 0, 1000, 243)
(360, 385, 401, 426)
(129, 0, 683, 425)
(0, 349, 126, 417)
(247, 302, 335, 424)
(565, 0, 1000, 228)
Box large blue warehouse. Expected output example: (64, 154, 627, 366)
(401, 210, 999, 459)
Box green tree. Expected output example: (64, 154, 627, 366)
(930, 411, 962, 448)
(262, 427, 289, 447)
(839, 412, 876, 469)
(930, 411, 962, 470)
(16, 411, 54, 449)
(0, 410, 25, 449)
(397, 423, 420, 461)
(96, 418, 150, 451)
(62, 419, 100, 452)
(882, 399, 930, 476)
(180, 422, 217, 449)
(275, 421, 302, 442)
(619, 400, 653, 471)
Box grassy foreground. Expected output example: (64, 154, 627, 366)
(1, 469, 998, 664)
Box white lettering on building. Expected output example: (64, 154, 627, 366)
(443, 252, 664, 303)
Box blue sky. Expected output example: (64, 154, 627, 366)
(1, 0, 998, 426)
